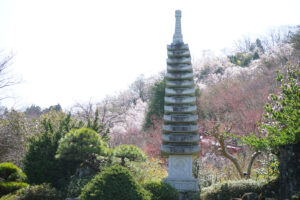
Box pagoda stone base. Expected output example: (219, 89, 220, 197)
(164, 155, 199, 192)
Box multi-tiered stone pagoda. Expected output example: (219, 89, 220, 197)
(161, 10, 200, 192)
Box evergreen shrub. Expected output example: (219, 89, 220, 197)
(15, 184, 62, 200)
(66, 176, 93, 198)
(80, 165, 150, 200)
(143, 180, 179, 200)
(0, 162, 28, 197)
(200, 179, 264, 200)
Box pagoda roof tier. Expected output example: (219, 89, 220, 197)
(165, 88, 195, 96)
(166, 80, 194, 88)
(167, 65, 193, 72)
(167, 49, 190, 58)
(162, 133, 199, 143)
(164, 105, 197, 113)
(165, 96, 196, 104)
(161, 144, 200, 156)
(167, 57, 191, 65)
(167, 44, 189, 50)
(163, 124, 198, 133)
(165, 72, 193, 80)
(164, 114, 198, 122)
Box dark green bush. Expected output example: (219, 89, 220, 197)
(0, 163, 26, 182)
(0, 162, 28, 197)
(80, 165, 150, 200)
(228, 52, 259, 67)
(200, 179, 264, 200)
(0, 193, 16, 200)
(114, 145, 146, 166)
(15, 184, 62, 200)
(0, 182, 28, 197)
(66, 176, 93, 198)
(143, 78, 165, 130)
(143, 180, 179, 200)
(56, 128, 108, 162)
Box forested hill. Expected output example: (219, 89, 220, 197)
(1, 26, 299, 165)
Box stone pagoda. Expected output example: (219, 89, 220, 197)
(161, 10, 200, 192)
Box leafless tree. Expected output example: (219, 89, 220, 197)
(0, 52, 20, 101)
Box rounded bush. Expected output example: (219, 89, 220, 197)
(66, 176, 93, 198)
(200, 179, 264, 200)
(114, 145, 146, 166)
(80, 165, 150, 200)
(0, 163, 26, 182)
(0, 163, 28, 197)
(15, 184, 62, 200)
(56, 128, 108, 162)
(143, 180, 179, 200)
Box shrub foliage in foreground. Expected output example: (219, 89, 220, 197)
(200, 179, 264, 200)
(15, 184, 62, 200)
(0, 162, 28, 197)
(80, 165, 150, 200)
(143, 180, 179, 200)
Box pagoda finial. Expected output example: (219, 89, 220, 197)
(172, 10, 183, 45)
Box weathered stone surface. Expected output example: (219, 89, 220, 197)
(161, 145, 200, 155)
(165, 88, 195, 96)
(162, 134, 199, 143)
(163, 114, 198, 122)
(166, 80, 194, 88)
(161, 10, 200, 192)
(164, 155, 198, 192)
(167, 44, 189, 50)
(167, 50, 190, 57)
(164, 96, 196, 104)
(164, 105, 197, 113)
(167, 58, 191, 65)
(165, 72, 193, 80)
(163, 124, 198, 133)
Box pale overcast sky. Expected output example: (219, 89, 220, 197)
(0, 0, 299, 109)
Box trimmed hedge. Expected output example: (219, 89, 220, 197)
(200, 179, 264, 200)
(0, 163, 28, 197)
(15, 184, 62, 200)
(143, 180, 179, 200)
(80, 165, 150, 200)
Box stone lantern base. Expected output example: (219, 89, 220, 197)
(163, 155, 198, 192)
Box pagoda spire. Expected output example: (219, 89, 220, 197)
(172, 10, 184, 45)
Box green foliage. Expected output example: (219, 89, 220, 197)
(199, 66, 211, 79)
(242, 63, 300, 152)
(200, 179, 264, 200)
(0, 162, 28, 197)
(0, 182, 28, 197)
(228, 52, 259, 67)
(66, 176, 93, 198)
(87, 109, 110, 142)
(56, 128, 108, 162)
(254, 154, 279, 181)
(0, 163, 26, 182)
(23, 112, 79, 189)
(114, 145, 146, 166)
(15, 184, 62, 200)
(80, 165, 151, 200)
(143, 79, 165, 130)
(0, 193, 16, 200)
(290, 26, 300, 50)
(143, 180, 179, 200)
(127, 157, 167, 183)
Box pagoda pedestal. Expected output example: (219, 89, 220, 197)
(164, 155, 198, 192)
